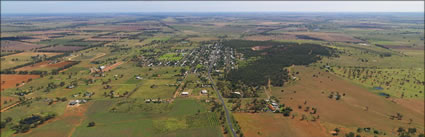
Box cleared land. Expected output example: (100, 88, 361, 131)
(15, 61, 76, 71)
(0, 74, 40, 91)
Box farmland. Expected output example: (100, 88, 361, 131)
(1, 41, 47, 52)
(0, 74, 40, 91)
(15, 61, 77, 72)
(38, 46, 86, 52)
(0, 12, 423, 137)
(1, 52, 63, 70)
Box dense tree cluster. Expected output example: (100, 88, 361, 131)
(11, 113, 56, 133)
(224, 40, 336, 87)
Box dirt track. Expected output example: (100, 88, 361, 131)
(0, 101, 21, 112)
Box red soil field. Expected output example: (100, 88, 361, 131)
(39, 46, 85, 52)
(234, 113, 329, 137)
(15, 61, 76, 71)
(102, 61, 124, 72)
(1, 40, 47, 51)
(269, 66, 424, 136)
(0, 74, 40, 91)
(234, 66, 424, 137)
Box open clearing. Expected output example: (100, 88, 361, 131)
(0, 74, 40, 91)
(234, 112, 329, 137)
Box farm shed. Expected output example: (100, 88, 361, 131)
(201, 89, 208, 94)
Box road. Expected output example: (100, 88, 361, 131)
(1, 101, 21, 112)
(208, 44, 238, 137)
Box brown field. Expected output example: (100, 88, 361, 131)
(1, 40, 47, 51)
(0, 74, 40, 91)
(39, 46, 85, 52)
(102, 61, 124, 72)
(15, 61, 76, 71)
(236, 66, 424, 137)
(257, 66, 425, 136)
(21, 35, 65, 43)
(23, 30, 73, 35)
(234, 112, 330, 137)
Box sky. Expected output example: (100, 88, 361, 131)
(1, 1, 424, 14)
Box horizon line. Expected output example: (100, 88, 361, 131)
(2, 11, 425, 14)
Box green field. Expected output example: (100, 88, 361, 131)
(1, 52, 62, 70)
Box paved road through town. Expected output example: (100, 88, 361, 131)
(207, 43, 238, 137)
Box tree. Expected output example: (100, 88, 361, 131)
(180, 68, 187, 74)
(334, 128, 340, 133)
(223, 126, 228, 134)
(357, 128, 362, 133)
(408, 128, 416, 134)
(345, 132, 355, 137)
(5, 117, 12, 123)
(0, 121, 6, 129)
(397, 127, 405, 135)
(282, 107, 293, 117)
(59, 82, 65, 87)
(88, 122, 96, 127)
